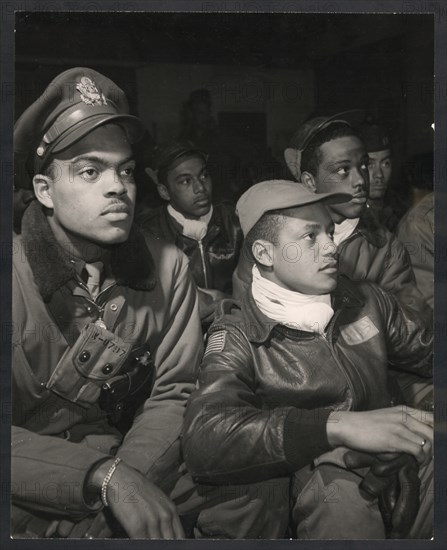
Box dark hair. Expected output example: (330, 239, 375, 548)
(41, 159, 58, 180)
(158, 153, 207, 187)
(245, 209, 287, 263)
(301, 123, 361, 176)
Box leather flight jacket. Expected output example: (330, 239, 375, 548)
(182, 276, 433, 485)
(137, 202, 243, 293)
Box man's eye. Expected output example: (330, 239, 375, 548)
(303, 233, 315, 241)
(200, 171, 209, 182)
(336, 167, 349, 175)
(80, 168, 99, 181)
(120, 166, 135, 178)
(360, 163, 369, 171)
(382, 160, 392, 168)
(180, 178, 191, 186)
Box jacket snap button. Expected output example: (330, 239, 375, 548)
(110, 304, 118, 311)
(102, 363, 113, 375)
(79, 351, 91, 363)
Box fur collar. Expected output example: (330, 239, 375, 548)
(21, 201, 157, 302)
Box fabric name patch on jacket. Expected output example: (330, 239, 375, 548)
(204, 331, 226, 358)
(340, 316, 379, 346)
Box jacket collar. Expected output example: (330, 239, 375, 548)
(356, 208, 388, 248)
(21, 201, 156, 302)
(238, 275, 364, 344)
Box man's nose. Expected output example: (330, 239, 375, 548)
(104, 170, 127, 196)
(321, 236, 338, 257)
(320, 234, 337, 258)
(372, 164, 383, 180)
(192, 177, 206, 194)
(352, 167, 367, 189)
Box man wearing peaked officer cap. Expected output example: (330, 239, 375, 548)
(182, 180, 434, 539)
(15, 70, 144, 181)
(14, 68, 144, 228)
(11, 68, 206, 538)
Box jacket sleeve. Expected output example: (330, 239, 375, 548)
(369, 283, 433, 376)
(182, 322, 332, 484)
(11, 426, 108, 518)
(397, 201, 434, 310)
(118, 249, 203, 490)
(378, 232, 431, 321)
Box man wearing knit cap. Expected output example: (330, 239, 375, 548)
(182, 180, 434, 539)
(12, 68, 204, 538)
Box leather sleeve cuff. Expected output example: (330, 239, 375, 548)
(283, 408, 333, 470)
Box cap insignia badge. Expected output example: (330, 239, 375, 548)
(76, 77, 108, 106)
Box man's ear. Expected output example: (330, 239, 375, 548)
(252, 239, 274, 268)
(300, 171, 317, 193)
(284, 148, 300, 180)
(33, 174, 54, 208)
(156, 184, 170, 201)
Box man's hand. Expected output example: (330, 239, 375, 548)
(327, 406, 433, 464)
(343, 451, 421, 538)
(88, 459, 185, 539)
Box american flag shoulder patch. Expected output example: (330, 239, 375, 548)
(204, 330, 226, 358)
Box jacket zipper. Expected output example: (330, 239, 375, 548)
(198, 240, 209, 288)
(322, 309, 357, 409)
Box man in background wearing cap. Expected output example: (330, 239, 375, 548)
(182, 180, 433, 539)
(233, 111, 432, 407)
(137, 141, 243, 328)
(12, 68, 204, 538)
(358, 121, 401, 232)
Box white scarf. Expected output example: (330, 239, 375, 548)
(167, 204, 213, 241)
(251, 265, 334, 335)
(333, 217, 359, 246)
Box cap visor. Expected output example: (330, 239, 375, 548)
(317, 191, 353, 206)
(51, 113, 146, 153)
(269, 191, 353, 213)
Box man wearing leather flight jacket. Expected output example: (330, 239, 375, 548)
(182, 181, 434, 539)
(137, 141, 243, 328)
(233, 111, 432, 408)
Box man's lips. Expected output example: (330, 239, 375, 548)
(101, 202, 130, 215)
(194, 196, 210, 205)
(320, 262, 338, 272)
(351, 194, 367, 204)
